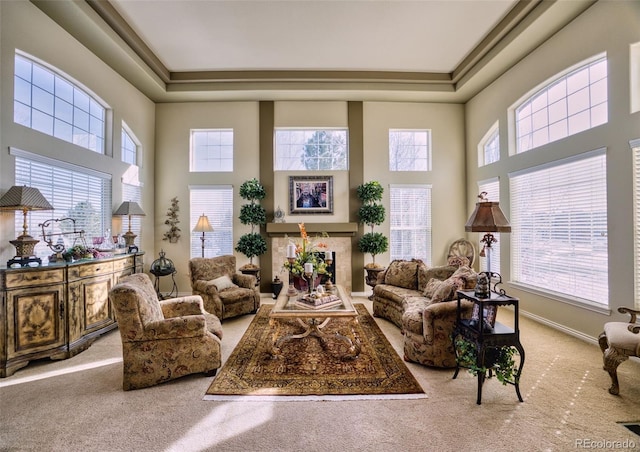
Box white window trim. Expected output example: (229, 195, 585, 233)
(632, 138, 640, 310)
(478, 122, 499, 167)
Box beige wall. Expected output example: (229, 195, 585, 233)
(465, 0, 640, 340)
(0, 1, 156, 266)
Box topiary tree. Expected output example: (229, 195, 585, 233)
(357, 181, 388, 268)
(235, 178, 267, 268)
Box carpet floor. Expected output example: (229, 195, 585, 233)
(204, 304, 426, 401)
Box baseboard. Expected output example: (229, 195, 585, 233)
(519, 308, 599, 345)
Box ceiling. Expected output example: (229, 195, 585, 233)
(32, 0, 595, 102)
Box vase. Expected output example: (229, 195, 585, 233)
(290, 274, 321, 292)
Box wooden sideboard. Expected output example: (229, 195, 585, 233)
(0, 253, 143, 377)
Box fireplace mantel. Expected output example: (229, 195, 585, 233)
(266, 222, 358, 237)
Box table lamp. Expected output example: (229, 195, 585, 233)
(113, 201, 146, 248)
(193, 214, 213, 257)
(0, 185, 54, 266)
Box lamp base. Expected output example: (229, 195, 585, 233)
(123, 231, 137, 247)
(7, 235, 42, 267)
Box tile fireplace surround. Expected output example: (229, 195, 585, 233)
(267, 223, 357, 293)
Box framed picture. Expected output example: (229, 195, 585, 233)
(289, 176, 333, 214)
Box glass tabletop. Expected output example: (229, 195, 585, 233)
(271, 285, 357, 317)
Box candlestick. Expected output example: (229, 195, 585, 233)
(287, 243, 297, 258)
(304, 262, 313, 274)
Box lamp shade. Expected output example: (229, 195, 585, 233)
(465, 199, 511, 233)
(0, 186, 53, 212)
(113, 201, 146, 217)
(193, 214, 213, 233)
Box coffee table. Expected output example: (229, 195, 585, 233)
(269, 285, 361, 359)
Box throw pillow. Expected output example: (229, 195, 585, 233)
(447, 256, 470, 268)
(210, 275, 238, 291)
(430, 279, 460, 303)
(384, 260, 419, 290)
(423, 278, 441, 298)
(451, 265, 478, 289)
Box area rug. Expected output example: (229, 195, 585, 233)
(204, 303, 426, 401)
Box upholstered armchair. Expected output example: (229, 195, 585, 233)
(189, 255, 260, 320)
(109, 273, 222, 390)
(598, 306, 640, 395)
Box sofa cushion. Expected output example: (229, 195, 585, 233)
(402, 296, 432, 335)
(423, 278, 441, 298)
(375, 284, 423, 307)
(450, 265, 478, 289)
(431, 278, 461, 303)
(384, 260, 421, 290)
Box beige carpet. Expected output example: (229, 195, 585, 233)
(204, 304, 426, 401)
(0, 297, 639, 451)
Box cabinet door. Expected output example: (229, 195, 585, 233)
(7, 284, 66, 359)
(81, 274, 114, 333)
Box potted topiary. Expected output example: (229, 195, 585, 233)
(357, 181, 389, 294)
(235, 179, 267, 283)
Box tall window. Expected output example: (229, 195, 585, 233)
(121, 125, 138, 165)
(510, 149, 608, 306)
(479, 123, 499, 166)
(275, 129, 348, 170)
(514, 55, 608, 154)
(632, 139, 640, 310)
(390, 185, 432, 264)
(477, 178, 501, 274)
(190, 129, 233, 172)
(12, 149, 112, 260)
(389, 129, 431, 171)
(189, 186, 233, 258)
(14, 53, 106, 154)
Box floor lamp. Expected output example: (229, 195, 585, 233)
(0, 185, 54, 267)
(193, 214, 213, 257)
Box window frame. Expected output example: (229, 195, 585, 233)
(190, 129, 234, 172)
(632, 138, 640, 310)
(274, 128, 349, 171)
(478, 122, 500, 167)
(189, 185, 233, 258)
(389, 184, 432, 264)
(121, 123, 139, 166)
(389, 129, 432, 172)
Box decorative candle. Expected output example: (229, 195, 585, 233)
(287, 243, 296, 258)
(304, 262, 313, 274)
(324, 251, 332, 260)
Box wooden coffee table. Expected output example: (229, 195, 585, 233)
(269, 285, 361, 359)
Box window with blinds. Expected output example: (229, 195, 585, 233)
(389, 129, 431, 171)
(12, 149, 112, 260)
(478, 178, 501, 274)
(189, 186, 233, 258)
(190, 129, 234, 172)
(13, 53, 106, 154)
(509, 148, 608, 305)
(390, 185, 432, 264)
(632, 139, 640, 310)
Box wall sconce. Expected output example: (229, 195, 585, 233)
(193, 214, 213, 258)
(0, 185, 54, 267)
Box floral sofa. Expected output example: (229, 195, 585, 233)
(372, 259, 477, 368)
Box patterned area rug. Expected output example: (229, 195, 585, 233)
(204, 304, 426, 401)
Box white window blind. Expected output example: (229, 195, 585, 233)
(632, 138, 640, 310)
(13, 149, 111, 260)
(190, 129, 234, 172)
(389, 129, 431, 171)
(478, 178, 501, 274)
(275, 129, 348, 171)
(509, 149, 608, 305)
(390, 185, 432, 264)
(189, 186, 233, 258)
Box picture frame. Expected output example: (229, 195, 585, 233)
(289, 176, 333, 214)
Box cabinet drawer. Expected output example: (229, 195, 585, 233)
(78, 261, 114, 277)
(5, 268, 65, 289)
(113, 256, 134, 272)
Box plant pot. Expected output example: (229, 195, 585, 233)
(290, 274, 322, 292)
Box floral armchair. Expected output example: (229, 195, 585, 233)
(189, 255, 260, 320)
(109, 273, 222, 390)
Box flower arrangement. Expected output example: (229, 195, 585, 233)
(282, 223, 331, 279)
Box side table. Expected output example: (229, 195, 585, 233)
(452, 288, 525, 405)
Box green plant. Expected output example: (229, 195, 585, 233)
(236, 179, 267, 267)
(356, 181, 388, 267)
(162, 197, 181, 242)
(454, 337, 519, 385)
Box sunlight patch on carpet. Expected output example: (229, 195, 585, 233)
(204, 304, 426, 401)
